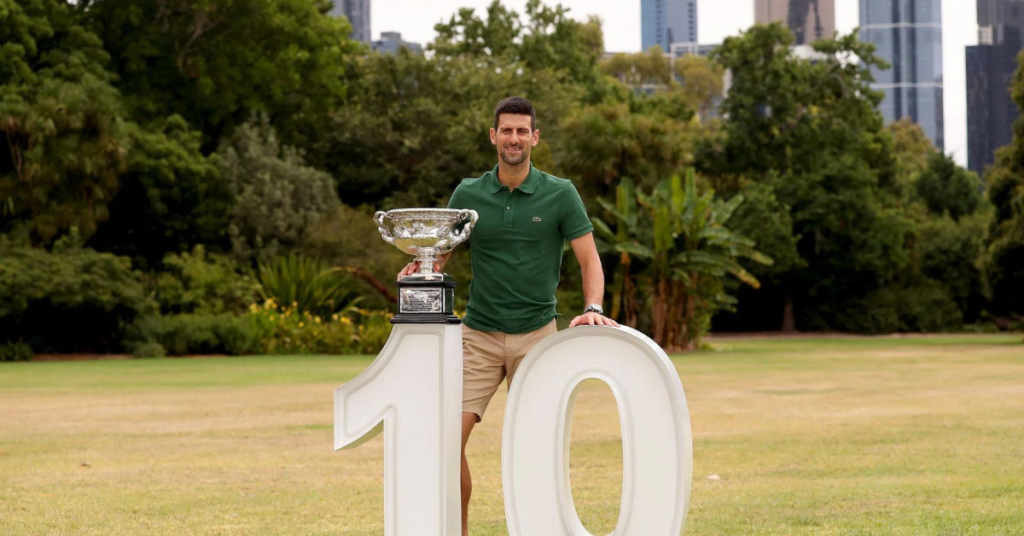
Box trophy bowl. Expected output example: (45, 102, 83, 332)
(374, 208, 478, 276)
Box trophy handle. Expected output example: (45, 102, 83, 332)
(374, 211, 395, 245)
(448, 209, 478, 248)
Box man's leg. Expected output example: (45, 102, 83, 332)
(460, 325, 505, 536)
(460, 412, 477, 536)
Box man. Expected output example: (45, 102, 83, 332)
(396, 96, 617, 536)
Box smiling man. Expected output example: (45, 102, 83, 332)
(396, 96, 616, 535)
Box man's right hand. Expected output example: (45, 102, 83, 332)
(396, 261, 441, 280)
(397, 252, 451, 280)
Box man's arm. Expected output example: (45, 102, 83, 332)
(568, 233, 618, 328)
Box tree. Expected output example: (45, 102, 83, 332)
(87, 116, 229, 267)
(310, 46, 582, 209)
(600, 50, 724, 121)
(555, 101, 695, 201)
(77, 0, 360, 150)
(216, 117, 339, 263)
(914, 152, 983, 221)
(1, 0, 129, 244)
(672, 55, 725, 121)
(601, 47, 674, 89)
(698, 24, 912, 332)
(593, 169, 771, 350)
(887, 118, 936, 196)
(431, 0, 607, 98)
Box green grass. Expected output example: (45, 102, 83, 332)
(1, 334, 1022, 535)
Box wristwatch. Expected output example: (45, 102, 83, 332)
(583, 304, 604, 315)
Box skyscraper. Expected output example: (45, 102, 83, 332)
(754, 0, 836, 45)
(860, 0, 945, 149)
(330, 0, 371, 43)
(967, 0, 1023, 176)
(641, 0, 698, 51)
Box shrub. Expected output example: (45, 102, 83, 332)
(837, 282, 963, 334)
(131, 342, 166, 359)
(247, 299, 358, 355)
(130, 314, 258, 356)
(0, 343, 34, 362)
(216, 117, 340, 263)
(354, 310, 395, 354)
(153, 246, 259, 315)
(257, 254, 360, 317)
(0, 233, 153, 353)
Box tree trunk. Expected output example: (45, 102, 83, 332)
(652, 276, 669, 347)
(782, 284, 796, 332)
(683, 272, 699, 350)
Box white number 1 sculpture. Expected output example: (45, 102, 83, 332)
(334, 323, 463, 536)
(335, 324, 692, 536)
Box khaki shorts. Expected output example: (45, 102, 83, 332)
(462, 320, 557, 421)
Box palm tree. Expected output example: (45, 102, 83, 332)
(593, 168, 772, 350)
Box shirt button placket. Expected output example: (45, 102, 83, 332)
(503, 190, 516, 228)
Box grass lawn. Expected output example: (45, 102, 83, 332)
(1, 334, 1022, 535)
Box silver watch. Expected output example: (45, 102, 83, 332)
(583, 304, 604, 315)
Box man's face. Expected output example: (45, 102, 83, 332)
(490, 114, 540, 166)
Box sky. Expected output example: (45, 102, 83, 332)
(371, 0, 978, 166)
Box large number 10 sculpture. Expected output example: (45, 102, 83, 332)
(334, 323, 693, 536)
(336, 208, 692, 535)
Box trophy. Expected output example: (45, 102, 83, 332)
(374, 208, 478, 324)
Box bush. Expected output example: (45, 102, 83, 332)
(257, 254, 360, 317)
(247, 299, 359, 355)
(0, 343, 34, 362)
(216, 117, 340, 263)
(153, 246, 258, 315)
(354, 310, 394, 354)
(131, 341, 166, 359)
(130, 314, 258, 356)
(837, 281, 963, 334)
(0, 234, 153, 353)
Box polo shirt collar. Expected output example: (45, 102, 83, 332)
(488, 164, 540, 195)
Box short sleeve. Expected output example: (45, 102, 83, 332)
(559, 182, 594, 240)
(446, 181, 466, 209)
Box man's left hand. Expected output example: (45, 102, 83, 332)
(568, 312, 620, 328)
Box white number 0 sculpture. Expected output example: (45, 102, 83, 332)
(335, 324, 693, 536)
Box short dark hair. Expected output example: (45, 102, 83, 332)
(493, 96, 537, 131)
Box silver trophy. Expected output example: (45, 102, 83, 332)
(374, 208, 478, 323)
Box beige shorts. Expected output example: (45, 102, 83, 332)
(462, 320, 557, 421)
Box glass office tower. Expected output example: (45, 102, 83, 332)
(967, 0, 1024, 175)
(642, 0, 698, 51)
(755, 0, 836, 45)
(330, 0, 371, 43)
(859, 0, 945, 149)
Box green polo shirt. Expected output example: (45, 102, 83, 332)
(447, 164, 593, 334)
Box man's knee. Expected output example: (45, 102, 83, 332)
(461, 411, 478, 450)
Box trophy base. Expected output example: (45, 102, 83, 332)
(392, 273, 461, 325)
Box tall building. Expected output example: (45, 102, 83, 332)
(967, 0, 1024, 176)
(859, 0, 945, 149)
(754, 0, 836, 45)
(330, 0, 371, 43)
(641, 0, 698, 51)
(372, 32, 423, 55)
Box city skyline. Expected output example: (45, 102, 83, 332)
(860, 0, 946, 150)
(967, 0, 1023, 174)
(755, 0, 836, 45)
(330, 0, 372, 43)
(368, 0, 983, 167)
(642, 0, 699, 50)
